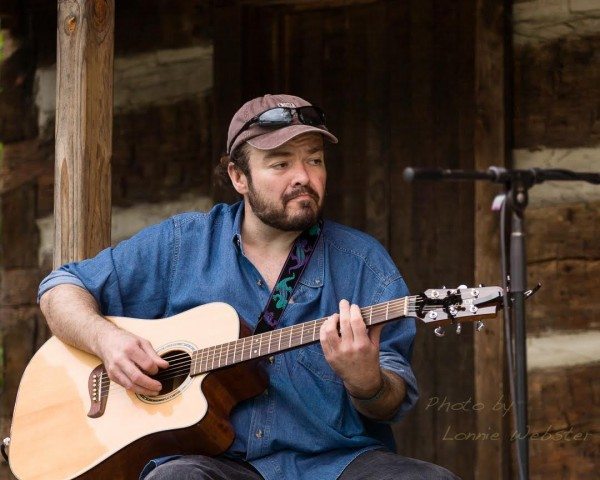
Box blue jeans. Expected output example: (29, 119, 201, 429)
(143, 449, 461, 480)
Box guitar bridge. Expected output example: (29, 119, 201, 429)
(87, 364, 109, 418)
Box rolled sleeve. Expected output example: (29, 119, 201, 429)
(38, 218, 176, 318)
(37, 270, 86, 303)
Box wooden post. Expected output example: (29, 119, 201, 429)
(474, 0, 510, 478)
(54, 0, 114, 267)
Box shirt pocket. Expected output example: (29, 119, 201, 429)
(293, 344, 363, 436)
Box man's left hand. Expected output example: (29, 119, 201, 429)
(320, 299, 385, 398)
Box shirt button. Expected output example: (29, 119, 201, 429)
(256, 279, 263, 287)
(315, 279, 322, 285)
(255, 429, 263, 439)
(268, 356, 275, 364)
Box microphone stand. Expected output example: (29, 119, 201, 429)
(403, 166, 600, 480)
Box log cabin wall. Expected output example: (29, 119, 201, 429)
(512, 1, 599, 478)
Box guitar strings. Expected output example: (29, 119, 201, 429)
(98, 301, 412, 390)
(97, 302, 457, 390)
(98, 295, 476, 393)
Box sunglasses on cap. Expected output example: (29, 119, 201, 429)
(228, 106, 327, 154)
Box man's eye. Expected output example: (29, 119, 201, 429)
(272, 162, 287, 169)
(308, 158, 323, 165)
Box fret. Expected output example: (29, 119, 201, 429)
(258, 334, 263, 357)
(369, 306, 373, 325)
(268, 330, 274, 354)
(192, 351, 198, 375)
(312, 320, 317, 341)
(225, 341, 230, 367)
(278, 329, 282, 352)
(202, 346, 208, 372)
(218, 344, 223, 368)
(385, 301, 389, 321)
(300, 324, 304, 345)
(200, 347, 206, 372)
(210, 345, 216, 370)
(241, 337, 246, 362)
(288, 327, 293, 348)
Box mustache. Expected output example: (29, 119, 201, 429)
(282, 186, 320, 204)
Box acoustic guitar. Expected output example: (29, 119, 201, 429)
(7, 286, 502, 479)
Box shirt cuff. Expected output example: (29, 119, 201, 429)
(37, 270, 86, 303)
(379, 351, 419, 423)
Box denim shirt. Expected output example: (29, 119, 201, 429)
(38, 202, 418, 480)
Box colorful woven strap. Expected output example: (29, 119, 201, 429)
(255, 220, 323, 334)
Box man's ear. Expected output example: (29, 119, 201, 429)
(227, 162, 249, 195)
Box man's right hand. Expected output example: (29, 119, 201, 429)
(40, 284, 170, 396)
(97, 329, 169, 396)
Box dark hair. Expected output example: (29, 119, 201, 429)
(214, 143, 251, 189)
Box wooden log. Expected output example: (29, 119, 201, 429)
(111, 98, 212, 207)
(0, 35, 38, 143)
(1, 184, 40, 269)
(525, 201, 600, 333)
(31, 0, 213, 67)
(54, 0, 114, 267)
(0, 139, 54, 195)
(473, 0, 509, 478)
(513, 34, 600, 149)
(0, 268, 41, 306)
(528, 363, 599, 479)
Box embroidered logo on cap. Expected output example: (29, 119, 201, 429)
(277, 102, 297, 108)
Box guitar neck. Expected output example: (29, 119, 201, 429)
(189, 296, 411, 376)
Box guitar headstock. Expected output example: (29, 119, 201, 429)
(412, 285, 504, 336)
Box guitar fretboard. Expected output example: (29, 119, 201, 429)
(190, 296, 411, 376)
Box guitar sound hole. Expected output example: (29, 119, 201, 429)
(151, 350, 191, 395)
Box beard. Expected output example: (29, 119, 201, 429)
(247, 183, 323, 232)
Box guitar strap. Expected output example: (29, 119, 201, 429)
(254, 219, 323, 334)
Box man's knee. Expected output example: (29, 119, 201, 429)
(143, 456, 214, 480)
(407, 461, 461, 480)
(342, 450, 461, 480)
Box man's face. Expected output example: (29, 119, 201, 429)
(243, 133, 327, 231)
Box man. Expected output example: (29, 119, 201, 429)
(38, 94, 459, 479)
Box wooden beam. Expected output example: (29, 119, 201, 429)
(54, 0, 114, 267)
(473, 0, 509, 478)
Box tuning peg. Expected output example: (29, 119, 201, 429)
(457, 284, 467, 290)
(475, 321, 485, 332)
(455, 322, 462, 334)
(434, 326, 446, 337)
(478, 283, 485, 288)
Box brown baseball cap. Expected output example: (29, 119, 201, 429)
(226, 94, 338, 155)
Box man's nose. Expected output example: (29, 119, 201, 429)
(291, 162, 310, 185)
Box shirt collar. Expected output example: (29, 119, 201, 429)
(230, 200, 324, 288)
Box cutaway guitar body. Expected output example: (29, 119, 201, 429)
(9, 303, 267, 480)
